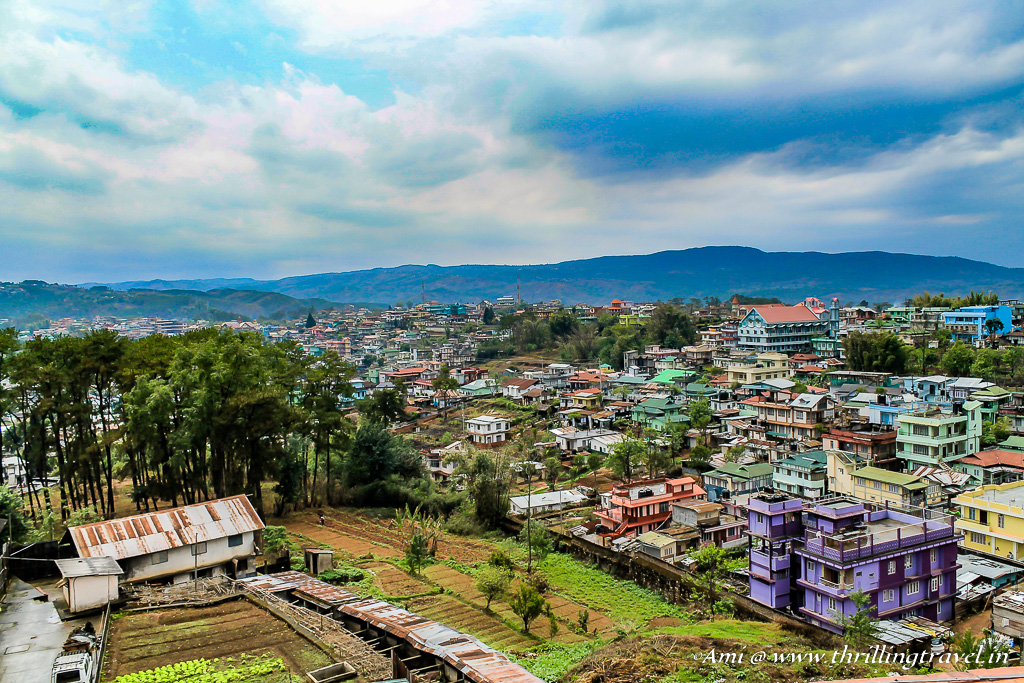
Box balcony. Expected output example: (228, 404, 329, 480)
(801, 523, 957, 563)
(750, 549, 790, 572)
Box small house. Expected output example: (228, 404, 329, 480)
(55, 556, 122, 613)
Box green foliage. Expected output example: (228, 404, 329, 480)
(470, 453, 511, 529)
(405, 531, 430, 575)
(261, 526, 291, 556)
(111, 654, 286, 683)
(607, 438, 644, 482)
(475, 565, 511, 610)
(982, 417, 1012, 447)
(843, 331, 910, 374)
(346, 421, 423, 489)
(487, 550, 517, 572)
(318, 567, 365, 583)
(519, 523, 554, 564)
(508, 642, 604, 681)
(837, 590, 878, 650)
(509, 583, 548, 633)
(942, 340, 976, 376)
(0, 485, 29, 543)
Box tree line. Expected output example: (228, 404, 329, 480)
(0, 328, 462, 533)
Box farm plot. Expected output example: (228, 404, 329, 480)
(102, 600, 332, 680)
(405, 594, 536, 652)
(362, 561, 436, 598)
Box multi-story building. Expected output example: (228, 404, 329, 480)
(850, 466, 931, 507)
(741, 389, 835, 440)
(465, 415, 510, 448)
(748, 494, 960, 630)
(822, 425, 898, 470)
(702, 462, 774, 502)
(955, 480, 1024, 562)
(896, 402, 982, 471)
(725, 352, 792, 385)
(595, 477, 706, 538)
(772, 451, 829, 499)
(941, 305, 1015, 346)
(953, 449, 1024, 486)
(737, 302, 838, 353)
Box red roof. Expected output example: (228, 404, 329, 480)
(958, 449, 1024, 469)
(749, 305, 822, 323)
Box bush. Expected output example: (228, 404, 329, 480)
(318, 567, 365, 583)
(488, 550, 517, 573)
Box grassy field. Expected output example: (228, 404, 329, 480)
(102, 601, 332, 681)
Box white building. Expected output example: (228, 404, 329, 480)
(55, 556, 122, 613)
(465, 415, 511, 447)
(67, 495, 265, 584)
(509, 488, 588, 516)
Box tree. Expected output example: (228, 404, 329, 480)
(586, 452, 603, 489)
(985, 318, 1005, 344)
(0, 485, 28, 543)
(483, 307, 495, 325)
(982, 417, 1012, 447)
(689, 444, 713, 468)
(346, 421, 423, 489)
(645, 304, 696, 348)
(305, 312, 316, 329)
(942, 341, 976, 377)
(688, 543, 730, 608)
(357, 385, 408, 425)
(475, 565, 511, 610)
(518, 524, 553, 564)
(836, 590, 878, 649)
(607, 438, 644, 482)
(725, 444, 745, 463)
(972, 348, 1003, 380)
(470, 453, 510, 529)
(688, 398, 712, 446)
(509, 583, 548, 633)
(543, 456, 561, 488)
(406, 531, 429, 575)
(1005, 347, 1024, 381)
(843, 331, 910, 374)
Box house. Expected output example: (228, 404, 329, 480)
(55, 556, 122, 613)
(66, 495, 265, 584)
(772, 451, 829, 499)
(595, 477, 706, 538)
(736, 302, 838, 353)
(501, 377, 539, 402)
(701, 462, 774, 502)
(725, 352, 792, 385)
(549, 426, 620, 453)
(672, 500, 746, 548)
(941, 305, 1015, 345)
(509, 488, 588, 517)
(423, 441, 464, 481)
(958, 553, 1024, 590)
(465, 415, 510, 447)
(631, 397, 688, 432)
(826, 449, 868, 497)
(953, 449, 1024, 486)
(741, 390, 835, 441)
(850, 466, 931, 507)
(896, 401, 982, 471)
(748, 493, 960, 632)
(956, 480, 1024, 562)
(821, 425, 899, 470)
(460, 378, 500, 397)
(632, 530, 692, 563)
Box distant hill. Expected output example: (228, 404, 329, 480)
(93, 247, 1024, 304)
(0, 282, 350, 326)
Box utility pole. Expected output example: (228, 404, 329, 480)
(422, 280, 426, 305)
(517, 275, 521, 304)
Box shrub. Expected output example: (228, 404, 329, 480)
(319, 567, 365, 583)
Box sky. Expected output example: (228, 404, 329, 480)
(2, 0, 1024, 283)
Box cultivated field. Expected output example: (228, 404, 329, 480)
(102, 600, 333, 680)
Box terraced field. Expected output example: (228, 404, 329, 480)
(405, 594, 536, 652)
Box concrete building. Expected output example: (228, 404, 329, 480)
(508, 489, 588, 516)
(850, 466, 931, 507)
(896, 401, 982, 471)
(55, 556, 122, 613)
(725, 352, 791, 385)
(821, 425, 898, 470)
(772, 450, 828, 499)
(748, 494, 960, 632)
(67, 495, 265, 584)
(595, 477, 706, 538)
(465, 415, 510, 447)
(702, 462, 774, 502)
(955, 480, 1024, 562)
(737, 302, 838, 353)
(941, 305, 1015, 346)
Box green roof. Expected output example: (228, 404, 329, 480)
(651, 369, 690, 384)
(852, 466, 928, 490)
(705, 462, 774, 481)
(999, 435, 1024, 451)
(774, 450, 828, 469)
(974, 386, 1011, 400)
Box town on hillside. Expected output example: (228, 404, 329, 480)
(4, 290, 1024, 683)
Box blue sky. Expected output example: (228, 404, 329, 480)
(2, 0, 1024, 282)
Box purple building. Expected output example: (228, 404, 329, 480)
(747, 494, 960, 634)
(748, 492, 805, 610)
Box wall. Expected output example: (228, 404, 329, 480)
(123, 531, 256, 583)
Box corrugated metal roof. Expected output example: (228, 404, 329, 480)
(239, 573, 544, 683)
(55, 556, 123, 577)
(70, 495, 264, 560)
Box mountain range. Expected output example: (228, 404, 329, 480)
(89, 247, 1024, 306)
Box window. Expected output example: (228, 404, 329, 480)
(192, 542, 208, 556)
(904, 555, 913, 569)
(807, 560, 816, 573)
(828, 597, 836, 611)
(152, 551, 168, 565)
(930, 549, 937, 564)
(889, 484, 899, 493)
(883, 589, 895, 602)
(971, 531, 987, 545)
(228, 534, 244, 547)
(931, 577, 940, 592)
(888, 560, 896, 574)
(998, 514, 1005, 529)
(856, 477, 866, 486)
(968, 507, 976, 520)
(908, 580, 921, 595)
(873, 481, 882, 489)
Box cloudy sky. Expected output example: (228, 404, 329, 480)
(3, 0, 1024, 283)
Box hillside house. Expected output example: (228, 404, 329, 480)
(465, 415, 510, 447)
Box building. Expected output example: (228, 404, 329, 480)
(595, 477, 706, 538)
(509, 489, 588, 516)
(941, 305, 1015, 345)
(772, 450, 829, 499)
(821, 425, 898, 470)
(747, 495, 960, 632)
(725, 353, 791, 385)
(702, 462, 774, 502)
(672, 500, 746, 548)
(956, 480, 1024, 562)
(896, 402, 982, 471)
(55, 557, 122, 613)
(953, 449, 1024, 486)
(501, 377, 539, 402)
(465, 415, 510, 447)
(741, 389, 835, 441)
(747, 492, 806, 610)
(850, 466, 930, 507)
(737, 303, 838, 353)
(66, 495, 265, 584)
